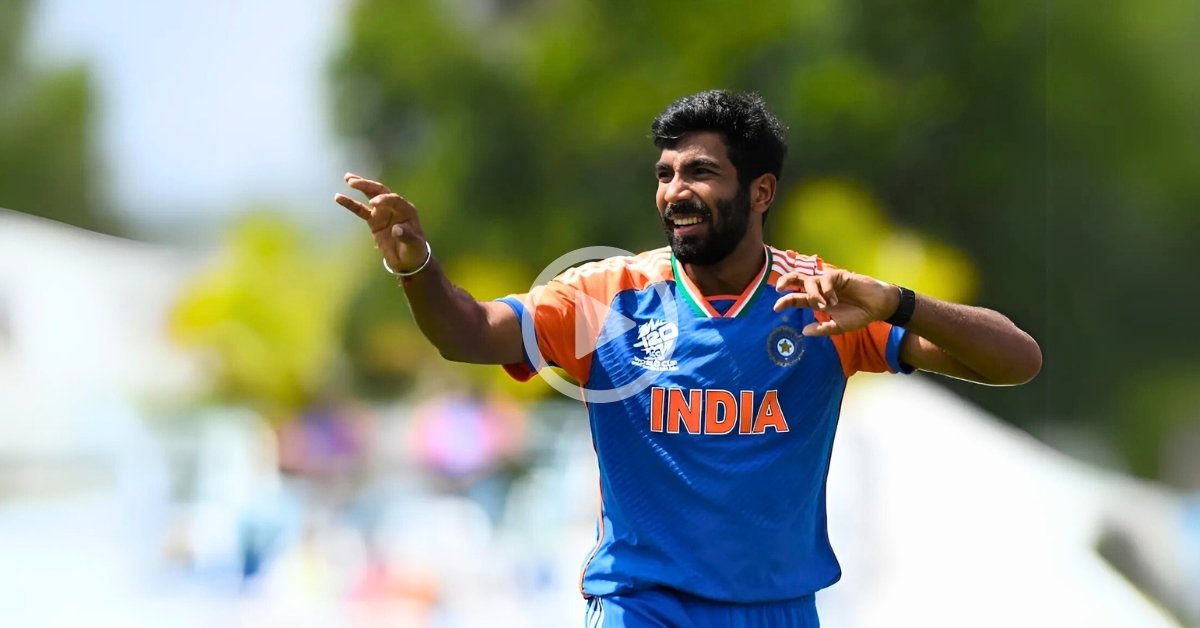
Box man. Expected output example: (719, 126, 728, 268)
(335, 90, 1041, 627)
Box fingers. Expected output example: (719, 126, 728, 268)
(345, 172, 392, 197)
(336, 172, 421, 236)
(815, 273, 837, 307)
(774, 271, 839, 310)
(336, 190, 399, 234)
(334, 193, 372, 220)
(367, 193, 417, 235)
(773, 292, 828, 313)
(801, 319, 841, 337)
(777, 272, 837, 306)
(390, 223, 422, 243)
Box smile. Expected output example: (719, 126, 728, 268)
(671, 215, 705, 227)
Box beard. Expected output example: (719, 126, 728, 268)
(660, 185, 752, 266)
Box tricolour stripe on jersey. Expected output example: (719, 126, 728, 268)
(725, 255, 771, 317)
(671, 254, 716, 317)
(671, 245, 771, 319)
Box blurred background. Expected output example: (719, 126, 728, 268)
(1, 0, 1198, 625)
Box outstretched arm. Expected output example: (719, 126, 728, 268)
(774, 270, 1042, 386)
(893, 293, 1042, 385)
(335, 173, 524, 365)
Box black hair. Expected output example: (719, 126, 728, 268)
(651, 90, 788, 194)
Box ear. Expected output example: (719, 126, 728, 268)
(749, 173, 777, 216)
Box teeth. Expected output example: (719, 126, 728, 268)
(674, 216, 702, 226)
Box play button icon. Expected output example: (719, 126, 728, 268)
(574, 288, 638, 359)
(519, 246, 680, 404)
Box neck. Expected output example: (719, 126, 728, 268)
(681, 235, 766, 296)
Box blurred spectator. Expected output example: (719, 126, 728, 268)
(408, 389, 529, 522)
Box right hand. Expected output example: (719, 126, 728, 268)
(334, 172, 429, 273)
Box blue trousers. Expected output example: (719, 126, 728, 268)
(585, 588, 819, 628)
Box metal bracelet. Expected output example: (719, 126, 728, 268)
(382, 240, 433, 278)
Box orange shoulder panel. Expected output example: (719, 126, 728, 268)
(816, 313, 897, 378)
(504, 248, 672, 384)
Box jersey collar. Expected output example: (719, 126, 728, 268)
(671, 245, 771, 319)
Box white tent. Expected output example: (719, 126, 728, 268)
(822, 376, 1189, 627)
(0, 209, 199, 455)
(0, 211, 207, 625)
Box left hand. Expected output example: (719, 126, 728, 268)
(773, 269, 899, 337)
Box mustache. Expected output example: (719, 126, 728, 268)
(664, 200, 712, 220)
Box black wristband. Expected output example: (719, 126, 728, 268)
(884, 286, 916, 327)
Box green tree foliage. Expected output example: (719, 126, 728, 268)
(169, 214, 362, 421)
(1046, 0, 1200, 481)
(0, 0, 119, 234)
(331, 0, 1200, 480)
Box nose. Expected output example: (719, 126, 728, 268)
(662, 172, 692, 205)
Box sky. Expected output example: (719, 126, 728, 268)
(30, 0, 358, 237)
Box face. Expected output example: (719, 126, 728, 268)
(655, 131, 753, 266)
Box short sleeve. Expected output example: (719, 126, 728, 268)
(822, 315, 914, 377)
(496, 275, 596, 384)
(494, 251, 673, 386)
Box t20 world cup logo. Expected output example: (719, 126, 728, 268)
(631, 319, 679, 371)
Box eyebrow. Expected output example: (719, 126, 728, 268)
(655, 158, 722, 171)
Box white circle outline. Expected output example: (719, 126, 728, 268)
(519, 246, 680, 403)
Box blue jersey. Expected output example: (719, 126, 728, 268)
(500, 246, 909, 603)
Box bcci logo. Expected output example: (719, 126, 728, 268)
(631, 319, 680, 371)
(767, 326, 803, 367)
